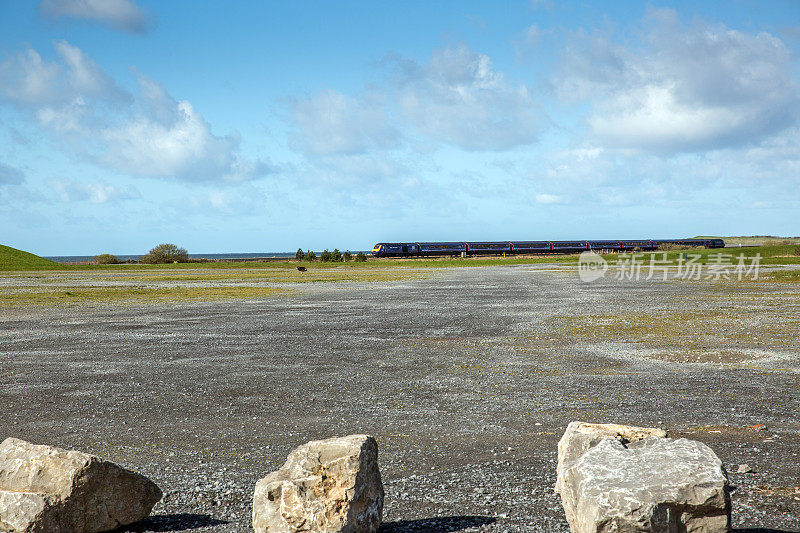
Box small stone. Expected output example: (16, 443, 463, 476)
(737, 463, 754, 474)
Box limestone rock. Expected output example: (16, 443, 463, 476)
(560, 437, 730, 533)
(0, 437, 162, 533)
(253, 434, 384, 533)
(555, 421, 667, 497)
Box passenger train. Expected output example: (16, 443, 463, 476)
(371, 238, 725, 257)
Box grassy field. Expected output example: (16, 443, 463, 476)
(0, 244, 60, 271)
(697, 235, 800, 246)
(0, 286, 289, 305)
(2, 243, 799, 274)
(602, 244, 800, 266)
(2, 243, 799, 307)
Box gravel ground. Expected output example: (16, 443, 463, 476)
(1, 265, 799, 532)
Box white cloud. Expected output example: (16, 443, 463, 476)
(49, 179, 140, 203)
(286, 44, 543, 189)
(0, 42, 130, 107)
(394, 45, 542, 150)
(290, 90, 399, 156)
(187, 185, 271, 215)
(555, 9, 800, 154)
(39, 0, 151, 34)
(101, 75, 274, 182)
(0, 49, 62, 106)
(0, 163, 25, 185)
(535, 193, 565, 204)
(54, 41, 129, 102)
(0, 43, 272, 183)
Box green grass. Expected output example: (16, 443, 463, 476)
(3, 243, 799, 273)
(0, 245, 60, 271)
(696, 235, 800, 246)
(104, 268, 429, 284)
(0, 285, 288, 306)
(1, 249, 580, 272)
(603, 245, 800, 265)
(764, 270, 800, 282)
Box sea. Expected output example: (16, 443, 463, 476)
(45, 252, 369, 263)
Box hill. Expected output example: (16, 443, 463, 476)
(0, 244, 60, 271)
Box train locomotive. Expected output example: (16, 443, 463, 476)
(371, 238, 724, 257)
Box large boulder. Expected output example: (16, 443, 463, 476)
(555, 421, 667, 497)
(559, 437, 731, 533)
(0, 437, 162, 533)
(253, 434, 384, 533)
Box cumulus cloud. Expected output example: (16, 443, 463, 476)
(49, 179, 140, 203)
(555, 8, 800, 154)
(0, 41, 130, 107)
(290, 90, 399, 156)
(286, 44, 543, 189)
(535, 193, 565, 204)
(100, 73, 275, 182)
(393, 45, 542, 150)
(0, 42, 272, 183)
(186, 185, 274, 215)
(39, 0, 151, 34)
(0, 163, 25, 185)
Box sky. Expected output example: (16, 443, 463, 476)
(1, 1, 799, 255)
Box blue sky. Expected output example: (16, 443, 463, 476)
(1, 1, 799, 255)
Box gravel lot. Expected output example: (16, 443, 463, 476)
(2, 265, 799, 532)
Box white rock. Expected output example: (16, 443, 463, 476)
(560, 437, 730, 533)
(253, 434, 383, 533)
(0, 437, 162, 533)
(555, 421, 667, 496)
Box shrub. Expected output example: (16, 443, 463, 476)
(305, 250, 316, 261)
(355, 252, 367, 262)
(296, 248, 305, 260)
(793, 245, 800, 256)
(93, 253, 121, 264)
(140, 243, 189, 264)
(331, 248, 342, 262)
(319, 249, 332, 262)
(342, 250, 352, 262)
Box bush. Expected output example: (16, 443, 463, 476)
(355, 252, 367, 262)
(140, 243, 189, 264)
(296, 248, 305, 260)
(331, 248, 342, 262)
(305, 250, 316, 261)
(319, 249, 332, 262)
(793, 245, 800, 256)
(93, 253, 121, 264)
(342, 250, 352, 262)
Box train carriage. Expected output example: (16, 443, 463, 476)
(371, 238, 724, 258)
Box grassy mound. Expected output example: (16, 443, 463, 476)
(0, 244, 60, 271)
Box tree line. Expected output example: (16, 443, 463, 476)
(296, 248, 366, 262)
(93, 244, 369, 265)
